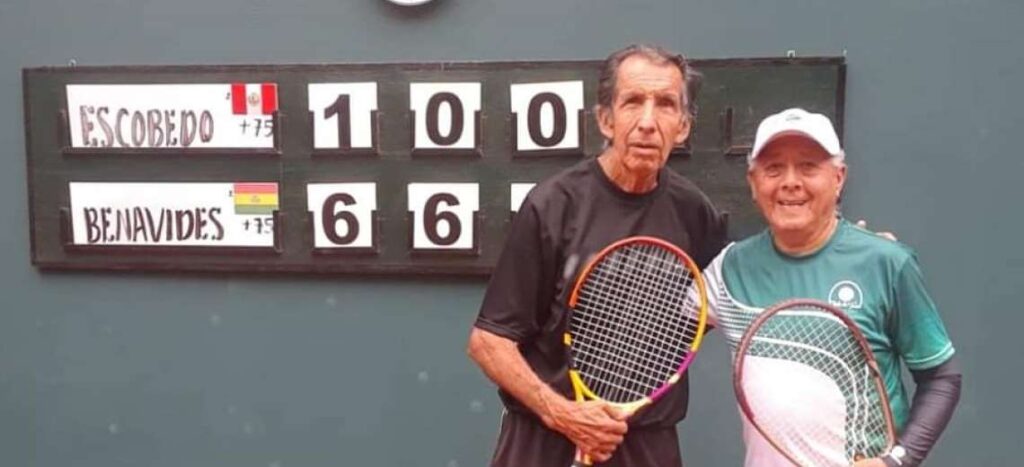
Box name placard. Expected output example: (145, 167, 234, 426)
(68, 84, 278, 149)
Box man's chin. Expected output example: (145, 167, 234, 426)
(766, 218, 812, 234)
(625, 155, 665, 173)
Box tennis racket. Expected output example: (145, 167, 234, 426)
(733, 299, 896, 467)
(565, 236, 708, 466)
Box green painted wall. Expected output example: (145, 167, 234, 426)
(2, 0, 1019, 465)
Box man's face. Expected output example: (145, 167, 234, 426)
(747, 135, 846, 238)
(598, 56, 690, 177)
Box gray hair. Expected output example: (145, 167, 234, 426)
(596, 44, 702, 120)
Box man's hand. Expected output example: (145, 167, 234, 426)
(852, 457, 888, 467)
(855, 220, 897, 241)
(542, 400, 628, 463)
(467, 328, 628, 462)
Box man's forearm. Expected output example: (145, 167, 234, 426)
(466, 326, 570, 424)
(888, 357, 962, 467)
(467, 325, 629, 463)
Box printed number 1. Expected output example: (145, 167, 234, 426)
(324, 95, 352, 149)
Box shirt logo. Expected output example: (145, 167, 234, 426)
(828, 280, 864, 310)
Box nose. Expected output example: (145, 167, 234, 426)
(636, 100, 656, 133)
(780, 166, 802, 190)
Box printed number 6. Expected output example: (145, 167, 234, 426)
(322, 193, 359, 245)
(423, 193, 461, 246)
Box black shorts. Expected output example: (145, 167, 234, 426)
(490, 410, 683, 467)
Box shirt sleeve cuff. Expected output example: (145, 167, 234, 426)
(473, 316, 527, 342)
(905, 344, 955, 371)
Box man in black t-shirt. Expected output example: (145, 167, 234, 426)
(467, 44, 727, 467)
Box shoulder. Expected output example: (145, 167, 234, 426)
(660, 168, 716, 208)
(521, 158, 594, 213)
(706, 242, 735, 277)
(724, 229, 771, 261)
(840, 220, 917, 266)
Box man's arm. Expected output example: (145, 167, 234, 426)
(853, 357, 962, 467)
(857, 255, 961, 467)
(467, 327, 627, 462)
(888, 357, 963, 467)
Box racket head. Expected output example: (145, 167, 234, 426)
(565, 236, 708, 412)
(733, 299, 897, 467)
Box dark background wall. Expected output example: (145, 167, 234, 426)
(1, 0, 1020, 465)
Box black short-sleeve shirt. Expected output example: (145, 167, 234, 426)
(475, 158, 727, 428)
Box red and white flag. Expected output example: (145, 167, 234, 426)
(231, 82, 278, 115)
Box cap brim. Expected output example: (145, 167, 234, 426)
(750, 129, 840, 161)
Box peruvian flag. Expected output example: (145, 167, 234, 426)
(231, 82, 278, 115)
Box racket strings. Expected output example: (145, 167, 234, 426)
(581, 246, 697, 349)
(742, 305, 890, 465)
(570, 243, 701, 403)
(582, 252, 699, 354)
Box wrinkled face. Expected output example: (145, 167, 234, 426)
(598, 56, 691, 177)
(747, 135, 846, 238)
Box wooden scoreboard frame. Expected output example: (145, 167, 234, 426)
(22, 57, 846, 276)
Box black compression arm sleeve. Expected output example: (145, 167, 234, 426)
(888, 356, 962, 467)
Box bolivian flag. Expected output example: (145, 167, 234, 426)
(233, 182, 279, 215)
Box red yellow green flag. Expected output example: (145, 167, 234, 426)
(233, 182, 278, 215)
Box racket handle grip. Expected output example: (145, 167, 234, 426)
(570, 450, 592, 466)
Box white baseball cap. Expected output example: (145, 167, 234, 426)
(748, 108, 844, 163)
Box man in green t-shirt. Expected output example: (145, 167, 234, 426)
(703, 108, 962, 467)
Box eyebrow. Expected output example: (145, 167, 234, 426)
(619, 87, 681, 97)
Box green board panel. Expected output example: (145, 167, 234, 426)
(23, 57, 844, 275)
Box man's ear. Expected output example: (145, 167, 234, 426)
(674, 116, 692, 145)
(596, 105, 614, 141)
(835, 162, 847, 198)
(746, 169, 758, 203)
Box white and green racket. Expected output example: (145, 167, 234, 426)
(733, 299, 896, 467)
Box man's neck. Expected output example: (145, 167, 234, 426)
(597, 152, 658, 194)
(773, 216, 840, 257)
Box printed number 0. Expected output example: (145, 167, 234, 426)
(322, 193, 359, 245)
(423, 193, 461, 246)
(527, 92, 567, 147)
(425, 92, 464, 146)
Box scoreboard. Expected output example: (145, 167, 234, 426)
(23, 58, 845, 275)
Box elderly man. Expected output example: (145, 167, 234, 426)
(702, 108, 962, 466)
(467, 44, 727, 467)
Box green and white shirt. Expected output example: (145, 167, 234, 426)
(704, 218, 955, 466)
